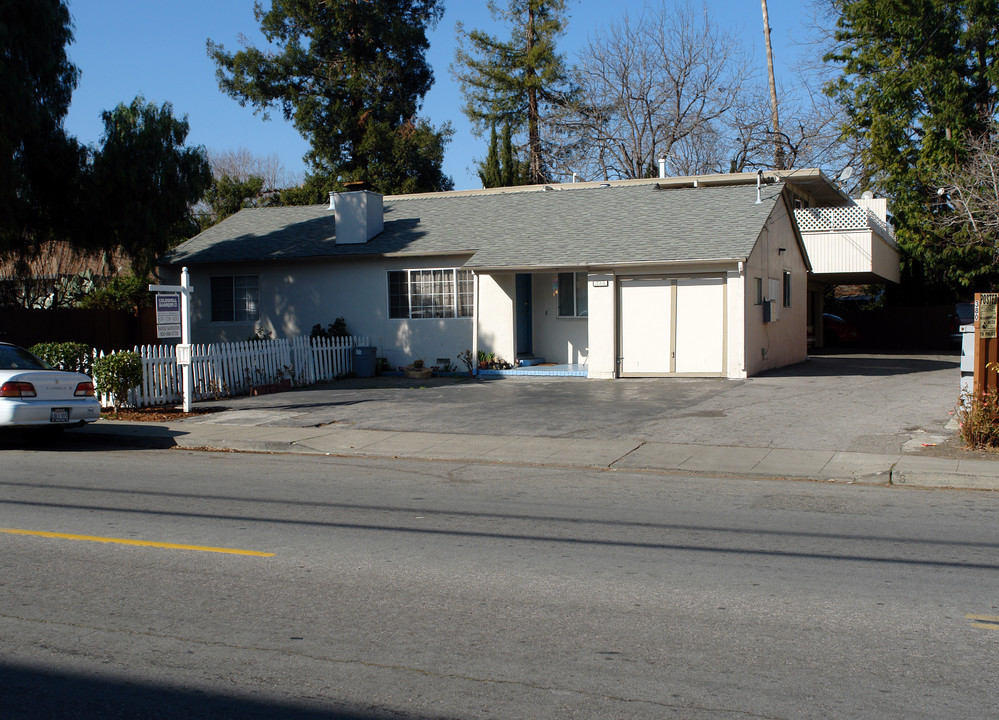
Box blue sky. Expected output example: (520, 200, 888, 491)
(63, 0, 823, 191)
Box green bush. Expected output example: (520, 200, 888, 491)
(78, 275, 152, 311)
(92, 351, 143, 412)
(29, 342, 92, 374)
(310, 317, 349, 341)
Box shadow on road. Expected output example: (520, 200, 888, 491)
(1, 661, 444, 720)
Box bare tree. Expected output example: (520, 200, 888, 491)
(545, 1, 746, 182)
(207, 148, 299, 191)
(935, 124, 999, 264)
(724, 80, 862, 180)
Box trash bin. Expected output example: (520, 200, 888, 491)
(354, 346, 377, 378)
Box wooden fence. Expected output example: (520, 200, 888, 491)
(93, 335, 368, 408)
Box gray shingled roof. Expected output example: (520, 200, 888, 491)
(162, 181, 785, 269)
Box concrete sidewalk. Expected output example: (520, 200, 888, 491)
(73, 416, 999, 491)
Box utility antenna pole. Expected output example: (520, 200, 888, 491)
(761, 0, 785, 170)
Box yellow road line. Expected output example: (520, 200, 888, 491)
(966, 614, 999, 630)
(0, 527, 274, 557)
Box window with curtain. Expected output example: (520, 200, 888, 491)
(211, 275, 259, 322)
(387, 269, 474, 319)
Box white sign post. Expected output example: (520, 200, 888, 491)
(150, 267, 194, 412)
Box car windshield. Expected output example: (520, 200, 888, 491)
(0, 345, 51, 370)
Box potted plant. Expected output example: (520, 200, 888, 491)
(403, 359, 433, 379)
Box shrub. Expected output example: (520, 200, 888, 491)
(92, 351, 143, 412)
(77, 275, 152, 311)
(29, 342, 92, 374)
(310, 317, 349, 341)
(458, 349, 474, 375)
(957, 389, 999, 450)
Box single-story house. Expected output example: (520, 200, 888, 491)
(159, 169, 899, 378)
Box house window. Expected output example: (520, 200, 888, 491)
(211, 275, 258, 322)
(754, 277, 763, 305)
(387, 269, 473, 319)
(783, 271, 792, 307)
(557, 272, 588, 317)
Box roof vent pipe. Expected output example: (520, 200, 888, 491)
(658, 156, 667, 179)
(328, 191, 335, 211)
(755, 170, 764, 204)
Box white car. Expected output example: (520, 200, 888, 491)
(0, 343, 101, 430)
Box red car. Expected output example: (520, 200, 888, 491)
(823, 314, 860, 345)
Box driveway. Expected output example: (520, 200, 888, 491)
(199, 351, 962, 455)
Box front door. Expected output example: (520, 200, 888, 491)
(515, 273, 533, 356)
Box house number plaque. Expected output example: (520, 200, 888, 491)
(980, 293, 998, 339)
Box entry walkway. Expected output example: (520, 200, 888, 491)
(478, 363, 587, 377)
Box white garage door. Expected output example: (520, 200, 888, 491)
(619, 276, 725, 376)
(675, 277, 725, 374)
(619, 278, 672, 374)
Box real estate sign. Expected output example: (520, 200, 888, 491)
(980, 293, 997, 340)
(155, 293, 181, 339)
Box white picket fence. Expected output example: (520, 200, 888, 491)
(93, 335, 369, 408)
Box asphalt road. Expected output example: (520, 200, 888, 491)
(2, 446, 998, 719)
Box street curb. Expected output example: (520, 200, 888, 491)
(65, 423, 999, 492)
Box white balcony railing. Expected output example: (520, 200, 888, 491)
(794, 206, 897, 249)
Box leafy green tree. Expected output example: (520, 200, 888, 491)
(197, 174, 265, 230)
(825, 0, 999, 298)
(208, 0, 452, 198)
(87, 97, 212, 274)
(0, 0, 86, 259)
(453, 0, 575, 185)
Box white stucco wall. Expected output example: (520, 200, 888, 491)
(476, 273, 515, 362)
(172, 255, 476, 370)
(586, 273, 616, 379)
(742, 199, 809, 376)
(530, 272, 589, 364)
(725, 269, 746, 378)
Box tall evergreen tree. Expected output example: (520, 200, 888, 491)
(499, 121, 529, 186)
(208, 0, 453, 199)
(477, 121, 530, 188)
(0, 0, 86, 259)
(453, 0, 574, 185)
(825, 0, 999, 297)
(478, 123, 503, 188)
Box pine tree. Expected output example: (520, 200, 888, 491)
(499, 121, 529, 186)
(208, 0, 453, 199)
(453, 0, 574, 185)
(825, 0, 999, 297)
(477, 123, 503, 188)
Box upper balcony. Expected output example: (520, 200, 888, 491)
(793, 199, 900, 284)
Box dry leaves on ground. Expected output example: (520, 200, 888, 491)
(100, 406, 223, 423)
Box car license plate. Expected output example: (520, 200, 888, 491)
(50, 408, 69, 423)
